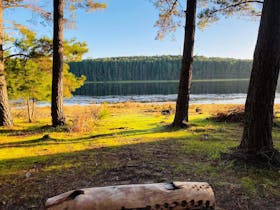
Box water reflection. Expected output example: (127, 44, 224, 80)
(191, 80, 249, 94)
(74, 80, 253, 96)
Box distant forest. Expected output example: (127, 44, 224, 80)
(69, 56, 253, 81)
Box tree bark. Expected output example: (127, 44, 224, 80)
(52, 0, 66, 126)
(31, 98, 35, 121)
(27, 98, 32, 123)
(0, 0, 13, 126)
(172, 0, 197, 127)
(240, 0, 280, 153)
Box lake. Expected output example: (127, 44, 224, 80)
(75, 79, 251, 96)
(62, 79, 280, 105)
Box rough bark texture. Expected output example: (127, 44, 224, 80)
(51, 0, 66, 126)
(45, 182, 215, 210)
(0, 0, 12, 126)
(172, 0, 196, 127)
(240, 0, 280, 154)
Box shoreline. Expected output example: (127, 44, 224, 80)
(11, 93, 252, 107)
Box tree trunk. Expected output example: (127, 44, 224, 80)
(0, 0, 12, 126)
(31, 98, 35, 121)
(27, 97, 32, 123)
(52, 0, 66, 127)
(240, 0, 280, 154)
(172, 0, 197, 127)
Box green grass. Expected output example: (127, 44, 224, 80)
(0, 104, 280, 209)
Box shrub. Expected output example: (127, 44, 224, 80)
(68, 105, 110, 133)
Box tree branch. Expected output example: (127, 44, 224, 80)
(156, 0, 179, 37)
(4, 53, 30, 60)
(5, 4, 51, 20)
(208, 0, 264, 16)
(159, 0, 178, 23)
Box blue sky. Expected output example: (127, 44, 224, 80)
(6, 0, 260, 59)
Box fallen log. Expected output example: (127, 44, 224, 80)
(45, 182, 215, 210)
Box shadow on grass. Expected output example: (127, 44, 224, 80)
(1, 137, 279, 210)
(0, 138, 195, 209)
(0, 125, 68, 136)
(0, 133, 116, 148)
(0, 124, 185, 149)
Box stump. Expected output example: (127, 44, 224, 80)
(45, 182, 215, 210)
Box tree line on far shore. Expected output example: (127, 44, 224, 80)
(69, 56, 253, 81)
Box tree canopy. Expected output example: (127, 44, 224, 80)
(5, 28, 87, 121)
(6, 28, 87, 101)
(152, 0, 263, 38)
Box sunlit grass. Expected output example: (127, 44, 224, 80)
(0, 104, 221, 173)
(1, 103, 280, 209)
(1, 103, 280, 175)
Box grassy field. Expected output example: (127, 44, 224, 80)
(0, 103, 279, 210)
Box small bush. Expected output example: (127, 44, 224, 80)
(68, 105, 110, 133)
(97, 103, 110, 120)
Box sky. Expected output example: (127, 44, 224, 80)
(6, 0, 260, 59)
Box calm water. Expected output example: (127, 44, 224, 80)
(75, 80, 252, 96)
(36, 80, 280, 105)
(13, 80, 279, 107)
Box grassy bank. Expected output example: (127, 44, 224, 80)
(0, 103, 279, 209)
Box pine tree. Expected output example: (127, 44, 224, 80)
(153, 0, 263, 127)
(52, 0, 106, 127)
(0, 0, 50, 126)
(238, 0, 280, 166)
(5, 28, 87, 123)
(0, 0, 12, 126)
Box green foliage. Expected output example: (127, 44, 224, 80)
(69, 55, 253, 81)
(5, 28, 88, 101)
(63, 39, 88, 97)
(64, 66, 86, 98)
(64, 39, 88, 62)
(6, 59, 51, 101)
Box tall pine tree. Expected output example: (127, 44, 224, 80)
(154, 0, 263, 127)
(238, 0, 280, 166)
(0, 0, 50, 126)
(52, 0, 105, 127)
(0, 0, 12, 126)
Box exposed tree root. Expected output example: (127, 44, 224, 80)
(170, 122, 189, 129)
(221, 148, 280, 169)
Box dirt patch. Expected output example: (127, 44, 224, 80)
(1, 140, 279, 210)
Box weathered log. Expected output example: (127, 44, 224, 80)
(45, 182, 215, 210)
